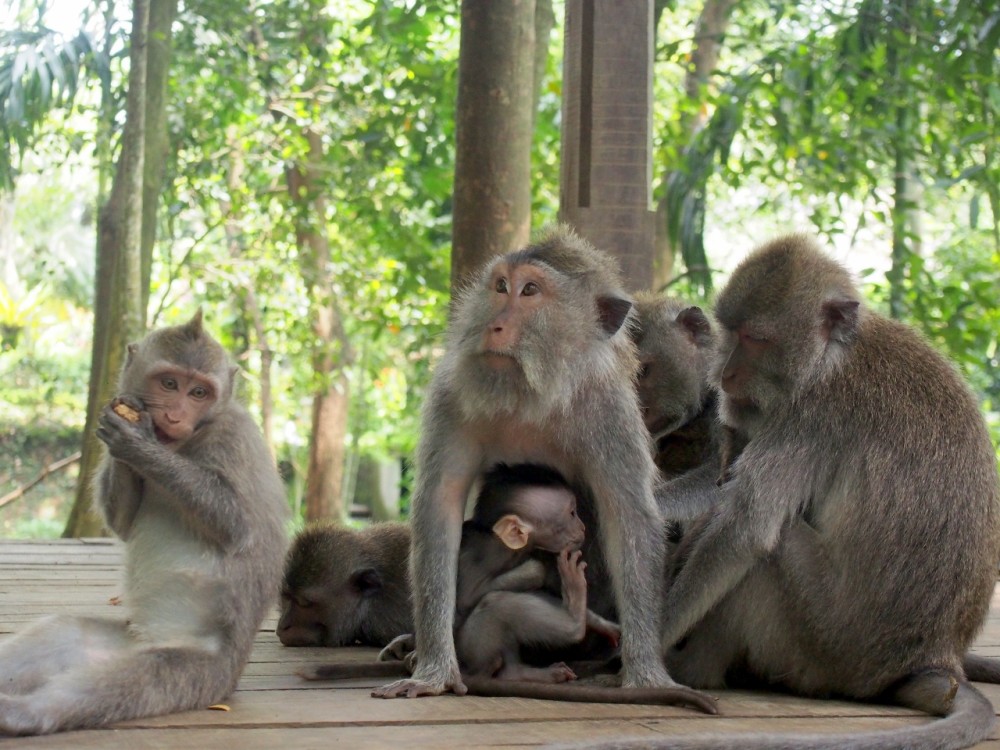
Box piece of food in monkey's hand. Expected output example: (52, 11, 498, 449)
(112, 402, 142, 423)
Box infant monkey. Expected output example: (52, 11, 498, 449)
(453, 463, 620, 682)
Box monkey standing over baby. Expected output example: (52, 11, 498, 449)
(580, 235, 1000, 750)
(371, 227, 708, 709)
(0, 311, 288, 736)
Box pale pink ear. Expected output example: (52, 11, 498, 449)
(492, 514, 534, 550)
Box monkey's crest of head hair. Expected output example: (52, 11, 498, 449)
(127, 310, 231, 382)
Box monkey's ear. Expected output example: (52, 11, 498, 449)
(822, 298, 860, 344)
(349, 567, 382, 598)
(223, 365, 239, 401)
(597, 296, 633, 336)
(493, 514, 534, 550)
(125, 343, 139, 368)
(676, 306, 712, 346)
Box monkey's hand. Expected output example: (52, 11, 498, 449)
(371, 660, 466, 699)
(557, 549, 588, 632)
(378, 633, 416, 663)
(96, 396, 156, 462)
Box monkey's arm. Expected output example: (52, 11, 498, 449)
(477, 559, 547, 596)
(93, 458, 143, 539)
(655, 462, 723, 521)
(661, 449, 804, 649)
(96, 405, 251, 550)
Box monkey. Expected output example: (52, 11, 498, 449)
(0, 310, 289, 736)
(277, 522, 412, 648)
(452, 462, 619, 682)
(304, 464, 715, 713)
(576, 234, 1000, 749)
(370, 226, 706, 708)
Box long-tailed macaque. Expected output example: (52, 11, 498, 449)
(372, 227, 694, 704)
(277, 522, 411, 648)
(593, 235, 1000, 749)
(306, 463, 714, 713)
(0, 311, 288, 735)
(453, 463, 619, 682)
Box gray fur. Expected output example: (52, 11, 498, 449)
(0, 312, 288, 735)
(372, 226, 676, 699)
(277, 522, 412, 647)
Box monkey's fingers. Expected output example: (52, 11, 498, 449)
(371, 677, 466, 699)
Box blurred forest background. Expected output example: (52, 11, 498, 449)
(1, 0, 997, 538)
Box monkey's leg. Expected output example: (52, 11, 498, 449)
(0, 645, 232, 736)
(457, 591, 584, 682)
(0, 615, 128, 696)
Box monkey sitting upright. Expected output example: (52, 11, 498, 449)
(0, 311, 288, 736)
(585, 234, 1000, 750)
(277, 522, 412, 648)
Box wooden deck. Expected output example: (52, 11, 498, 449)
(0, 538, 998, 748)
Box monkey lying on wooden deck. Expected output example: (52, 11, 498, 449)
(304, 463, 715, 713)
(0, 311, 288, 735)
(277, 522, 412, 648)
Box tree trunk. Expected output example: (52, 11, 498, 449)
(223, 125, 274, 450)
(652, 0, 736, 291)
(287, 128, 351, 522)
(65, 0, 150, 537)
(140, 0, 178, 318)
(451, 0, 536, 290)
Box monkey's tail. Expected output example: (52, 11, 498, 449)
(964, 653, 1000, 683)
(463, 677, 718, 715)
(549, 682, 996, 750)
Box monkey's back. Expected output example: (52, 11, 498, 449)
(799, 312, 1000, 684)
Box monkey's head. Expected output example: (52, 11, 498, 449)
(450, 226, 635, 419)
(632, 293, 715, 441)
(278, 522, 411, 647)
(119, 310, 237, 448)
(711, 234, 862, 432)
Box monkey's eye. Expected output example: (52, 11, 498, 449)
(190, 386, 210, 400)
(521, 281, 540, 297)
(160, 377, 178, 391)
(740, 330, 769, 344)
(495, 277, 509, 294)
(638, 363, 651, 380)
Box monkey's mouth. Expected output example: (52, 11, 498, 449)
(153, 424, 180, 446)
(646, 412, 684, 440)
(480, 351, 518, 370)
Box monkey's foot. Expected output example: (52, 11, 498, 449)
(371, 676, 467, 699)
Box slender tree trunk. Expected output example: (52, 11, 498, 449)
(451, 0, 536, 290)
(652, 0, 736, 291)
(140, 0, 177, 319)
(287, 128, 351, 522)
(223, 125, 274, 450)
(886, 0, 917, 320)
(65, 0, 150, 537)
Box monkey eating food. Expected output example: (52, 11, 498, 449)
(0, 311, 288, 735)
(277, 521, 412, 648)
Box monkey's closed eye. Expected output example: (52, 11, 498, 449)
(638, 363, 651, 380)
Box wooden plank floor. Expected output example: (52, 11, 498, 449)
(0, 539, 998, 748)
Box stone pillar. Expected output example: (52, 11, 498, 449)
(559, 0, 655, 292)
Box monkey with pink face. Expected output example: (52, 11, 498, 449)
(0, 312, 287, 735)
